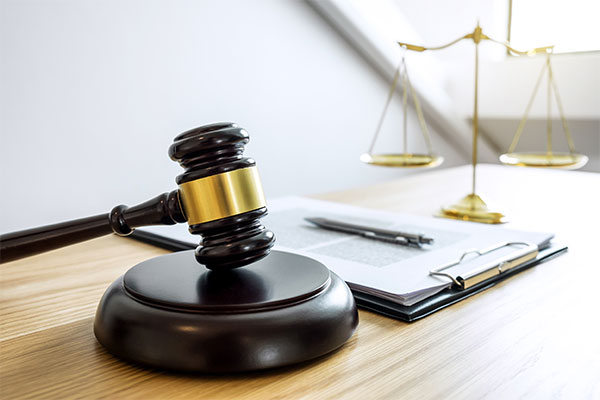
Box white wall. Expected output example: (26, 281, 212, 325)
(461, 53, 600, 120)
(0, 0, 468, 232)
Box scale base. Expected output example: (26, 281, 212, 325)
(94, 250, 358, 373)
(438, 193, 506, 224)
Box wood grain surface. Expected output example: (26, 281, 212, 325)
(1, 164, 599, 399)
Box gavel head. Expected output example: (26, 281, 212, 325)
(169, 122, 275, 271)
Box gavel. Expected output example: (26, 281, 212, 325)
(0, 122, 275, 269)
(0, 122, 357, 373)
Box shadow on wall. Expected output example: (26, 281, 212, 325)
(480, 118, 600, 172)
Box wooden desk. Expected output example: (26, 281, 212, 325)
(2, 164, 599, 399)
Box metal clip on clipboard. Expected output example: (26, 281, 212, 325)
(429, 242, 539, 290)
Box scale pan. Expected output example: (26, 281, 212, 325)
(360, 153, 443, 168)
(499, 152, 588, 170)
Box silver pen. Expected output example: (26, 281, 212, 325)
(304, 217, 434, 247)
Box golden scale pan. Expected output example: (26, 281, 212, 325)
(360, 56, 444, 169)
(361, 24, 588, 224)
(498, 50, 588, 169)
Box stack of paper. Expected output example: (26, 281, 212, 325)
(139, 197, 554, 306)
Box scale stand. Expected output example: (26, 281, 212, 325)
(363, 23, 588, 224)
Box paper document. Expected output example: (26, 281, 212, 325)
(139, 196, 553, 306)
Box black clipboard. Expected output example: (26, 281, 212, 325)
(352, 243, 567, 322)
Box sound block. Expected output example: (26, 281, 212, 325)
(94, 250, 358, 373)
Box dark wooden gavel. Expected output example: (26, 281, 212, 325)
(0, 122, 275, 270)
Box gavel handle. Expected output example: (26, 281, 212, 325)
(0, 190, 186, 264)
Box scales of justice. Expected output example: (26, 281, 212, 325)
(361, 23, 588, 224)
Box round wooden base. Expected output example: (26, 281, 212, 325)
(93, 250, 358, 373)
